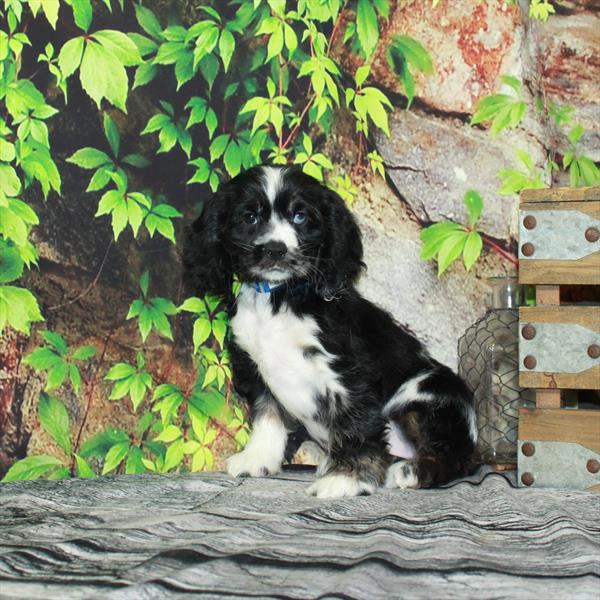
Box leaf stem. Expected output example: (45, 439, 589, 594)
(480, 232, 518, 266)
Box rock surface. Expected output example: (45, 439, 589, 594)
(0, 468, 599, 599)
(534, 10, 600, 160)
(375, 107, 546, 239)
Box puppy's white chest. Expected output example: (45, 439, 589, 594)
(231, 286, 343, 439)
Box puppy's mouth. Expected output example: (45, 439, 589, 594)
(250, 264, 293, 283)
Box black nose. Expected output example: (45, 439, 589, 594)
(263, 241, 287, 259)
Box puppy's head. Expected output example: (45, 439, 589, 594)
(183, 165, 363, 299)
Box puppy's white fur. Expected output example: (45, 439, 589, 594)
(226, 409, 287, 477)
(307, 473, 375, 499)
(231, 285, 345, 440)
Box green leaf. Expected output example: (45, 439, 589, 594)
(136, 270, 149, 298)
(0, 164, 21, 197)
(463, 231, 483, 271)
(92, 30, 142, 66)
(67, 0, 93, 31)
(135, 4, 163, 40)
(179, 297, 206, 314)
(75, 454, 96, 478)
(39, 330, 67, 354)
(38, 394, 71, 455)
(219, 28, 235, 72)
(437, 232, 467, 276)
(46, 361, 68, 390)
(80, 40, 128, 112)
(103, 113, 120, 157)
(0, 285, 43, 335)
(72, 345, 97, 361)
(223, 140, 242, 176)
(210, 134, 230, 161)
(1, 454, 63, 482)
(58, 37, 85, 78)
(356, 0, 379, 58)
(193, 318, 211, 352)
(463, 190, 483, 226)
(79, 427, 129, 459)
(0, 240, 24, 283)
(125, 446, 146, 474)
(154, 424, 182, 443)
(105, 362, 136, 380)
(68, 147, 112, 169)
(102, 441, 130, 475)
(163, 438, 184, 471)
(212, 318, 227, 349)
(69, 364, 82, 392)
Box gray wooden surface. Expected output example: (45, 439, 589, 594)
(0, 468, 599, 599)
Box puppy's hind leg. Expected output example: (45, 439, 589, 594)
(383, 366, 477, 489)
(307, 437, 391, 499)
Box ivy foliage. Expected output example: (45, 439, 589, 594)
(2, 0, 428, 482)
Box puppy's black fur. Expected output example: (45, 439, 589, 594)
(184, 165, 476, 496)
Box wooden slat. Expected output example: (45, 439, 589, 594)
(519, 408, 600, 453)
(520, 366, 600, 390)
(520, 199, 600, 217)
(521, 186, 600, 203)
(520, 305, 600, 329)
(536, 285, 560, 305)
(519, 256, 600, 285)
(536, 389, 562, 408)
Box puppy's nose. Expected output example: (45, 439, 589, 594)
(263, 241, 287, 259)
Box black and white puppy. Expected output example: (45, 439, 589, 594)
(184, 165, 476, 498)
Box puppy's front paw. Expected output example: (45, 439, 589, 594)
(307, 473, 376, 499)
(226, 447, 282, 478)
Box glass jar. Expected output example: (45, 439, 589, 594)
(458, 277, 534, 468)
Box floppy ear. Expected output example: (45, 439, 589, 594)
(315, 188, 364, 299)
(182, 190, 233, 301)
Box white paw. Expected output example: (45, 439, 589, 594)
(226, 447, 282, 478)
(307, 473, 376, 499)
(385, 461, 419, 489)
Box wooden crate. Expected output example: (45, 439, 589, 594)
(517, 187, 600, 491)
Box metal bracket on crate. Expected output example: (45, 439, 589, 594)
(519, 322, 600, 373)
(518, 440, 600, 490)
(518, 209, 600, 260)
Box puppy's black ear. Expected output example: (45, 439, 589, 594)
(182, 190, 233, 301)
(316, 188, 364, 299)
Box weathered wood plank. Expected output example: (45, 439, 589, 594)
(518, 255, 600, 285)
(521, 187, 600, 202)
(519, 408, 600, 453)
(0, 470, 599, 599)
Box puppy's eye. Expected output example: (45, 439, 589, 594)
(292, 210, 307, 225)
(243, 211, 258, 225)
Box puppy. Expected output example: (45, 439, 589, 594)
(184, 165, 476, 498)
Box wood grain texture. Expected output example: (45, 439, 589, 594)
(521, 187, 600, 203)
(519, 408, 600, 454)
(518, 255, 600, 285)
(536, 285, 561, 306)
(536, 389, 562, 408)
(0, 469, 599, 599)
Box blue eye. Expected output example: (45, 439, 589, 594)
(244, 211, 258, 225)
(292, 211, 307, 225)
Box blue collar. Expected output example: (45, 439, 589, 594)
(253, 281, 285, 294)
(251, 280, 313, 297)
